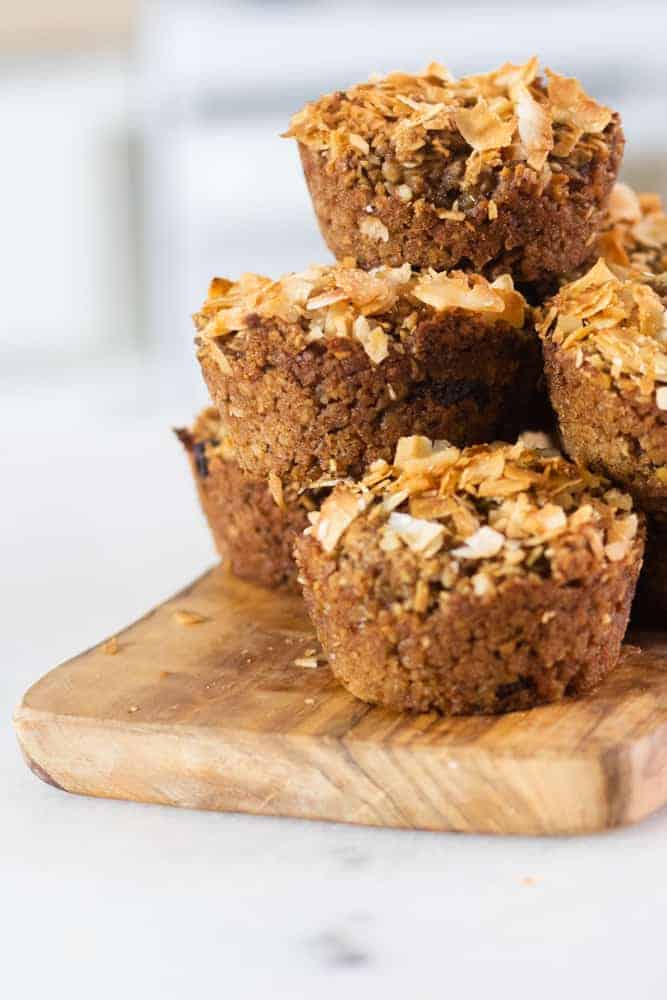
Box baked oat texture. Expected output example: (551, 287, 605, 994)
(195, 263, 544, 493)
(539, 259, 667, 516)
(295, 437, 644, 715)
(286, 58, 623, 281)
(176, 409, 309, 591)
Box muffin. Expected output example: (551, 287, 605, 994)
(295, 437, 644, 715)
(525, 185, 667, 307)
(539, 258, 667, 516)
(284, 58, 623, 282)
(633, 518, 667, 624)
(598, 183, 667, 300)
(176, 408, 322, 591)
(195, 262, 543, 495)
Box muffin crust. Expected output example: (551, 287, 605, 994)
(286, 59, 623, 281)
(195, 263, 543, 493)
(295, 437, 643, 715)
(539, 259, 667, 516)
(176, 409, 314, 591)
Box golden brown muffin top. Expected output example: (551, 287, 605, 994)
(598, 183, 667, 279)
(539, 258, 667, 408)
(194, 262, 527, 367)
(285, 58, 613, 191)
(306, 437, 639, 595)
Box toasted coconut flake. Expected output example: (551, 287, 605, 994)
(632, 283, 665, 338)
(381, 488, 410, 514)
(413, 271, 505, 314)
(196, 263, 527, 376)
(310, 438, 639, 591)
(568, 257, 617, 293)
(539, 259, 667, 398)
(387, 511, 445, 554)
(314, 486, 368, 552)
(208, 276, 234, 300)
(633, 212, 667, 250)
(604, 489, 634, 513)
(605, 540, 631, 562)
(459, 450, 506, 487)
(657, 386, 667, 410)
(472, 572, 496, 597)
(286, 58, 613, 219)
(452, 525, 505, 559)
(424, 61, 455, 82)
(546, 70, 612, 134)
(522, 504, 567, 538)
(353, 314, 389, 364)
(514, 84, 552, 171)
(362, 458, 392, 487)
(379, 527, 402, 552)
(454, 98, 515, 152)
(409, 495, 461, 521)
(394, 435, 435, 469)
(597, 228, 631, 268)
(360, 216, 389, 242)
(348, 132, 370, 155)
(401, 445, 462, 480)
(335, 266, 402, 312)
(598, 186, 667, 289)
(489, 275, 526, 328)
(608, 183, 642, 225)
(640, 193, 663, 214)
(306, 289, 349, 310)
(468, 57, 539, 97)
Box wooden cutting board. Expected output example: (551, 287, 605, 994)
(14, 564, 667, 835)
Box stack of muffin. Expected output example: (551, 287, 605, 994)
(178, 57, 667, 716)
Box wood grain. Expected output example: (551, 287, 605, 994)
(13, 565, 667, 834)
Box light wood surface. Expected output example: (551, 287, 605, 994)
(13, 565, 667, 834)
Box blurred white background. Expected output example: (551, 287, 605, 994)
(3, 0, 667, 390)
(4, 5, 667, 998)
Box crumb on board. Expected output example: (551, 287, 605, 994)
(294, 649, 327, 669)
(173, 609, 210, 626)
(294, 657, 319, 669)
(102, 637, 119, 655)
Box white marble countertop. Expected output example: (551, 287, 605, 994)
(3, 363, 667, 999)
